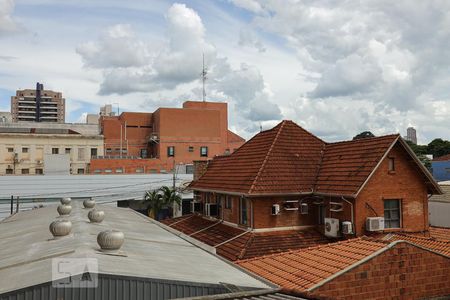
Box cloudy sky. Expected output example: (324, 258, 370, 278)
(0, 0, 449, 143)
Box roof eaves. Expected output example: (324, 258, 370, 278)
(397, 138, 443, 195)
(354, 135, 400, 198)
(248, 121, 286, 194)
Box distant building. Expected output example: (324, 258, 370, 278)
(86, 104, 116, 125)
(404, 126, 417, 144)
(90, 101, 245, 174)
(0, 112, 12, 123)
(429, 183, 450, 227)
(11, 82, 65, 123)
(0, 123, 103, 175)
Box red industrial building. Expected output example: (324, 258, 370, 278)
(90, 101, 245, 174)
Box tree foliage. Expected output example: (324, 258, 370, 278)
(353, 131, 375, 140)
(143, 186, 182, 220)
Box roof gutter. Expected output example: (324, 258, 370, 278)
(190, 188, 356, 199)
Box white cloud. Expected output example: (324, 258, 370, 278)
(0, 0, 19, 35)
(238, 28, 266, 52)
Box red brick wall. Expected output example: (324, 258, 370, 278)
(89, 158, 172, 174)
(312, 242, 450, 300)
(252, 197, 318, 229)
(355, 143, 429, 236)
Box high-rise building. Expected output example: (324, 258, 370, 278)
(11, 82, 65, 123)
(406, 127, 417, 144)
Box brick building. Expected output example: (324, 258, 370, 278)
(189, 120, 441, 237)
(89, 101, 245, 174)
(237, 238, 450, 299)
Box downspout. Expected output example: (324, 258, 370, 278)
(341, 196, 355, 235)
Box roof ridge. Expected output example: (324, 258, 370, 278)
(328, 134, 400, 146)
(248, 121, 286, 194)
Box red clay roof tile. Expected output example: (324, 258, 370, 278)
(236, 238, 387, 292)
(190, 120, 408, 196)
(382, 233, 450, 256)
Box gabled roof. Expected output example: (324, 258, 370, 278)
(190, 120, 325, 195)
(381, 233, 450, 256)
(190, 120, 441, 197)
(237, 238, 387, 292)
(237, 238, 450, 294)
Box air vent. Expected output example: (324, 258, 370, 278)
(57, 204, 72, 216)
(88, 209, 105, 223)
(60, 197, 71, 205)
(83, 198, 96, 209)
(49, 220, 72, 238)
(97, 230, 124, 252)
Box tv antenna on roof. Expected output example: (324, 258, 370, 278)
(201, 53, 208, 102)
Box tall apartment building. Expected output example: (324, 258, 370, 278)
(405, 126, 417, 144)
(11, 82, 65, 123)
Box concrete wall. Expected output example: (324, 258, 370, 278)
(429, 201, 450, 227)
(0, 122, 100, 135)
(43, 154, 70, 175)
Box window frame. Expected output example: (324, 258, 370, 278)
(167, 146, 175, 157)
(225, 196, 233, 209)
(200, 146, 208, 157)
(388, 157, 395, 172)
(52, 147, 59, 155)
(22, 147, 29, 153)
(384, 199, 402, 229)
(7, 147, 14, 153)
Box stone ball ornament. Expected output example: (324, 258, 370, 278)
(97, 230, 124, 251)
(49, 220, 72, 238)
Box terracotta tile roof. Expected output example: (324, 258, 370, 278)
(382, 233, 450, 256)
(191, 120, 429, 196)
(429, 226, 450, 241)
(161, 215, 332, 261)
(227, 129, 245, 143)
(315, 135, 399, 195)
(236, 238, 387, 292)
(190, 120, 326, 195)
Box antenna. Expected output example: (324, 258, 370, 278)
(201, 53, 208, 102)
(260, 123, 263, 132)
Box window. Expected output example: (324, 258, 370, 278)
(21, 168, 29, 174)
(94, 169, 102, 173)
(7, 147, 14, 153)
(136, 168, 144, 173)
(188, 146, 194, 152)
(186, 164, 194, 174)
(240, 197, 247, 225)
(140, 149, 148, 158)
(35, 168, 43, 175)
(78, 148, 85, 160)
(167, 146, 175, 157)
(200, 146, 208, 157)
(22, 147, 29, 153)
(225, 196, 232, 209)
(384, 199, 401, 228)
(6, 168, 13, 174)
(77, 168, 85, 174)
(52, 148, 59, 154)
(388, 157, 395, 172)
(115, 168, 123, 173)
(104, 169, 112, 173)
(65, 148, 71, 154)
(106, 148, 112, 153)
(91, 148, 98, 157)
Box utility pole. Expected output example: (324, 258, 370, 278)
(172, 160, 176, 190)
(10, 195, 13, 215)
(201, 53, 207, 102)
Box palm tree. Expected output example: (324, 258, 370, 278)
(143, 186, 182, 220)
(143, 189, 163, 219)
(159, 186, 182, 218)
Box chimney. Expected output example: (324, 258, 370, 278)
(193, 160, 209, 181)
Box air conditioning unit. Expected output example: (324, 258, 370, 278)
(191, 201, 203, 214)
(300, 203, 308, 214)
(342, 221, 353, 234)
(366, 217, 385, 231)
(324, 218, 340, 237)
(271, 204, 280, 215)
(205, 203, 218, 217)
